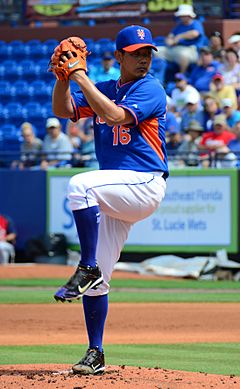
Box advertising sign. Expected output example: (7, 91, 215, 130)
(47, 169, 238, 253)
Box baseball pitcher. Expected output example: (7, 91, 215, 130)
(49, 25, 168, 375)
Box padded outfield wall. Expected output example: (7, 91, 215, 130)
(0, 168, 239, 258)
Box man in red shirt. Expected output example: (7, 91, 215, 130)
(198, 114, 236, 166)
(0, 214, 17, 264)
(199, 114, 236, 151)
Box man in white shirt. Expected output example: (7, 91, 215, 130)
(171, 72, 201, 114)
(41, 117, 73, 169)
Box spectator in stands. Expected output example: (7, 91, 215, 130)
(210, 72, 238, 110)
(40, 117, 73, 169)
(177, 119, 204, 166)
(171, 72, 201, 115)
(198, 114, 236, 157)
(0, 213, 16, 265)
(166, 110, 181, 136)
(189, 46, 221, 92)
(221, 98, 240, 128)
(155, 4, 206, 73)
(166, 126, 183, 167)
(66, 120, 83, 167)
(166, 126, 183, 152)
(227, 120, 240, 166)
(214, 145, 237, 168)
(89, 52, 120, 83)
(208, 31, 225, 62)
(78, 117, 98, 169)
(180, 93, 204, 131)
(11, 122, 43, 170)
(228, 33, 240, 58)
(19, 122, 42, 168)
(202, 93, 222, 131)
(66, 119, 82, 151)
(218, 48, 240, 92)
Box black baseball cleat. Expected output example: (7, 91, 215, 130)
(72, 348, 105, 375)
(54, 264, 103, 302)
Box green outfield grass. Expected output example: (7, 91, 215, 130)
(0, 343, 239, 376)
(0, 278, 240, 303)
(0, 289, 240, 303)
(1, 277, 239, 376)
(1, 278, 240, 289)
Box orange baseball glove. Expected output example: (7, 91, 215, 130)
(49, 37, 89, 81)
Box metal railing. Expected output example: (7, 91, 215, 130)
(0, 150, 239, 169)
(0, 150, 97, 169)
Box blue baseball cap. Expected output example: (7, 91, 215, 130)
(175, 72, 188, 82)
(116, 25, 158, 52)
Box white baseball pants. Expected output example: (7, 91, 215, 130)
(0, 242, 15, 264)
(68, 169, 166, 295)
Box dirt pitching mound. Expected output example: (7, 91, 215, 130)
(1, 364, 240, 389)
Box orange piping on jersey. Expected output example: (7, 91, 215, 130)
(70, 97, 93, 121)
(118, 105, 138, 126)
(117, 79, 134, 88)
(70, 97, 79, 121)
(139, 118, 164, 161)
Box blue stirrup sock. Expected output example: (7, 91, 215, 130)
(72, 206, 100, 268)
(83, 294, 108, 352)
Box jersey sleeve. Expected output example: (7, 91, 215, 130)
(118, 78, 166, 126)
(71, 91, 94, 122)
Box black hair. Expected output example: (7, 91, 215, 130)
(209, 31, 224, 46)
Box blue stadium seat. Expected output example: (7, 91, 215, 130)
(43, 38, 59, 46)
(1, 133, 21, 164)
(8, 42, 29, 60)
(0, 63, 4, 80)
(38, 58, 55, 82)
(27, 43, 48, 60)
(0, 42, 13, 60)
(23, 102, 47, 137)
(10, 39, 24, 46)
(38, 58, 49, 71)
(5, 40, 25, 60)
(2, 60, 22, 82)
(0, 80, 13, 104)
(19, 60, 40, 82)
(12, 80, 32, 104)
(43, 39, 59, 56)
(0, 124, 18, 137)
(42, 101, 54, 117)
(26, 39, 41, 46)
(84, 38, 95, 54)
(29, 80, 52, 104)
(4, 102, 25, 127)
(0, 105, 7, 125)
(2, 136, 21, 151)
(94, 38, 115, 56)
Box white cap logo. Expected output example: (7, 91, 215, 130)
(137, 29, 145, 40)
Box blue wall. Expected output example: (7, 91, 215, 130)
(0, 170, 46, 251)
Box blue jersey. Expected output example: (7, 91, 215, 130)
(189, 60, 221, 92)
(172, 20, 205, 48)
(71, 74, 168, 175)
